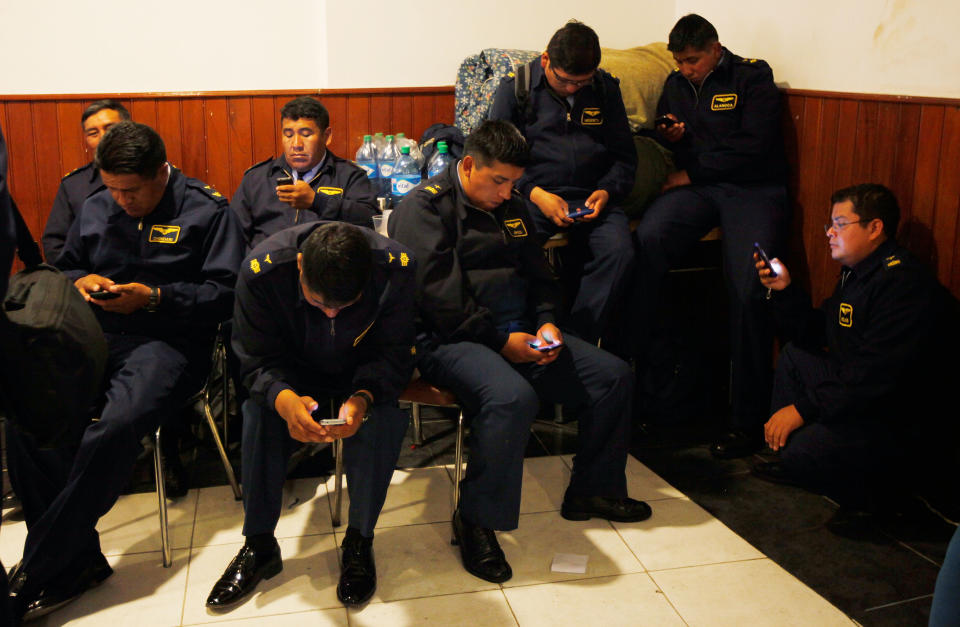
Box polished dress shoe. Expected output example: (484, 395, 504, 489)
(337, 528, 376, 606)
(15, 552, 113, 623)
(561, 494, 652, 522)
(451, 509, 512, 583)
(206, 540, 282, 609)
(710, 430, 763, 459)
(751, 461, 806, 487)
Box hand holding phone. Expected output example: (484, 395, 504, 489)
(566, 207, 592, 220)
(655, 114, 676, 128)
(753, 242, 778, 277)
(89, 290, 121, 300)
(528, 340, 562, 352)
(276, 175, 293, 186)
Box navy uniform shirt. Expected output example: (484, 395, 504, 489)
(658, 48, 787, 185)
(233, 222, 416, 411)
(56, 166, 244, 346)
(232, 152, 377, 251)
(488, 62, 637, 202)
(390, 162, 561, 353)
(42, 162, 105, 263)
(771, 239, 940, 423)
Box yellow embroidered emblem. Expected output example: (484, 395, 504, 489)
(410, 346, 416, 355)
(264, 254, 272, 264)
(885, 255, 901, 268)
(316, 186, 343, 196)
(503, 218, 528, 238)
(148, 225, 180, 244)
(425, 185, 441, 194)
(400, 252, 410, 267)
(387, 252, 395, 264)
(711, 94, 738, 111)
(581, 107, 603, 125)
(839, 303, 853, 328)
(250, 259, 261, 274)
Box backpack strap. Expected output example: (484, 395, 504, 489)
(513, 60, 536, 130)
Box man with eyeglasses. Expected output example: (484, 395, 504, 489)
(751, 184, 945, 528)
(489, 20, 637, 346)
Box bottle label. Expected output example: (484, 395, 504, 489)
(379, 163, 394, 178)
(357, 160, 377, 179)
(391, 174, 421, 196)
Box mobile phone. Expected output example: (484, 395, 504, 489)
(89, 290, 121, 300)
(753, 242, 778, 277)
(566, 207, 592, 220)
(319, 417, 347, 426)
(276, 175, 293, 186)
(655, 115, 676, 128)
(528, 340, 562, 352)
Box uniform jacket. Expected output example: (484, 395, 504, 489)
(389, 162, 561, 353)
(771, 239, 940, 423)
(56, 166, 243, 344)
(658, 48, 787, 185)
(42, 162, 104, 263)
(488, 62, 637, 202)
(233, 222, 416, 410)
(232, 152, 377, 250)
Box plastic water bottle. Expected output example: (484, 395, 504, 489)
(373, 132, 386, 152)
(390, 146, 421, 200)
(355, 135, 379, 187)
(378, 135, 399, 197)
(427, 141, 453, 178)
(395, 133, 425, 168)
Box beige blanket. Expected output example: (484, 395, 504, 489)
(600, 43, 675, 131)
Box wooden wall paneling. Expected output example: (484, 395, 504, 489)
(203, 97, 231, 193)
(435, 92, 455, 125)
(391, 95, 413, 138)
(271, 96, 285, 157)
(179, 98, 206, 181)
(5, 102, 40, 238)
(872, 103, 900, 186)
(226, 97, 254, 198)
(910, 105, 945, 233)
(156, 99, 184, 173)
(791, 96, 819, 293)
(322, 96, 348, 158)
(891, 104, 922, 224)
(412, 94, 435, 141)
(32, 102, 64, 237)
(851, 100, 879, 185)
(806, 98, 841, 304)
(346, 94, 371, 157)
(250, 96, 277, 166)
(831, 99, 860, 191)
(56, 101, 88, 175)
(369, 95, 392, 137)
(931, 106, 960, 286)
(130, 99, 159, 129)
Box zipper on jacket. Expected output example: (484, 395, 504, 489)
(330, 318, 336, 336)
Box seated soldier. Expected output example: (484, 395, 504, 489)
(488, 20, 636, 345)
(42, 99, 130, 263)
(390, 120, 651, 584)
(6, 121, 243, 622)
(232, 96, 377, 250)
(752, 184, 941, 519)
(205, 221, 416, 609)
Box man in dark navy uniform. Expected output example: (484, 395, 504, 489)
(232, 96, 377, 250)
(752, 184, 942, 513)
(390, 120, 650, 585)
(205, 221, 416, 609)
(488, 21, 637, 345)
(632, 14, 789, 458)
(5, 122, 243, 623)
(41, 100, 130, 262)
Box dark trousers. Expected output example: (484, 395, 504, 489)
(631, 182, 788, 429)
(529, 200, 634, 344)
(931, 526, 960, 626)
(6, 333, 204, 585)
(771, 342, 902, 507)
(418, 333, 633, 530)
(240, 398, 408, 538)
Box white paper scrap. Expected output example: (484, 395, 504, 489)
(551, 552, 588, 574)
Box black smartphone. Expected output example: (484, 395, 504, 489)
(655, 115, 676, 128)
(89, 290, 121, 300)
(528, 340, 562, 352)
(753, 242, 778, 277)
(276, 175, 293, 186)
(566, 207, 592, 220)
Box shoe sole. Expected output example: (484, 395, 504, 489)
(205, 558, 282, 611)
(336, 583, 376, 607)
(22, 567, 113, 623)
(560, 507, 653, 523)
(451, 516, 512, 584)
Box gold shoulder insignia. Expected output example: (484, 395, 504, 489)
(508, 71, 515, 78)
(423, 184, 443, 195)
(250, 258, 261, 274)
(264, 254, 272, 264)
(62, 167, 80, 179)
(885, 255, 901, 268)
(400, 252, 410, 267)
(387, 252, 396, 264)
(410, 346, 416, 356)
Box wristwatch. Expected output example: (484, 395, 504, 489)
(145, 286, 160, 312)
(349, 391, 374, 422)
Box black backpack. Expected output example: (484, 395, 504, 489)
(419, 124, 466, 176)
(0, 203, 108, 448)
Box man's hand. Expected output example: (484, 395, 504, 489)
(74, 274, 115, 301)
(276, 180, 316, 210)
(501, 332, 546, 364)
(580, 190, 609, 222)
(661, 170, 692, 192)
(755, 253, 791, 291)
(764, 404, 804, 451)
(94, 282, 152, 314)
(530, 187, 573, 227)
(275, 389, 328, 443)
(317, 393, 370, 442)
(656, 115, 685, 143)
(533, 323, 564, 365)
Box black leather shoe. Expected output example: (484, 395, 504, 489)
(451, 509, 512, 583)
(337, 528, 376, 606)
(561, 495, 652, 522)
(710, 430, 763, 459)
(751, 461, 806, 487)
(15, 553, 113, 623)
(206, 540, 282, 609)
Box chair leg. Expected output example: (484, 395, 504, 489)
(411, 402, 423, 447)
(154, 426, 172, 568)
(203, 396, 241, 501)
(332, 438, 344, 527)
(453, 409, 465, 512)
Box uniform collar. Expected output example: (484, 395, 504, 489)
(272, 151, 336, 182)
(846, 238, 898, 280)
(453, 160, 503, 219)
(105, 165, 181, 219)
(85, 161, 100, 184)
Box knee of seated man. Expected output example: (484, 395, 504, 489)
(486, 381, 539, 424)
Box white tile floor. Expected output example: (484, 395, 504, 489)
(0, 455, 856, 626)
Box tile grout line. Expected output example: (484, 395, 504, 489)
(861, 593, 934, 613)
(894, 538, 943, 568)
(180, 488, 202, 626)
(643, 570, 691, 627)
(497, 584, 523, 626)
(646, 555, 770, 574)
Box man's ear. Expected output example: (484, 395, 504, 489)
(461, 155, 474, 179)
(868, 219, 886, 242)
(296, 252, 303, 273)
(323, 126, 333, 147)
(540, 52, 549, 69)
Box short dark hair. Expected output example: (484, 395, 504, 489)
(546, 20, 601, 75)
(81, 99, 131, 126)
(300, 223, 372, 305)
(831, 183, 900, 238)
(94, 121, 166, 177)
(465, 120, 529, 168)
(280, 96, 330, 130)
(668, 14, 719, 53)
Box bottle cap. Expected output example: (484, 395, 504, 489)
(400, 146, 411, 154)
(363, 134, 372, 141)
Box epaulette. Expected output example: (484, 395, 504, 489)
(244, 156, 273, 175)
(376, 246, 414, 270)
(62, 163, 91, 180)
(245, 247, 296, 278)
(187, 180, 228, 204)
(883, 254, 903, 270)
(418, 182, 451, 199)
(735, 57, 770, 69)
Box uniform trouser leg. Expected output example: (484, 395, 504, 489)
(530, 201, 634, 344)
(418, 342, 538, 530)
(241, 399, 408, 538)
(12, 336, 195, 585)
(523, 334, 633, 499)
(930, 526, 960, 627)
